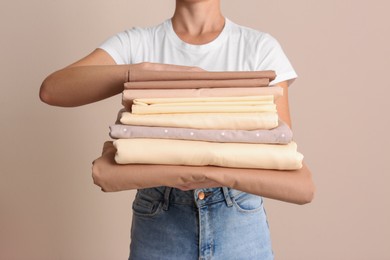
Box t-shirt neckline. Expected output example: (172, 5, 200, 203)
(164, 18, 231, 52)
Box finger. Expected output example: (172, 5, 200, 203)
(102, 141, 116, 155)
(188, 66, 205, 72)
(158, 63, 204, 72)
(103, 140, 113, 150)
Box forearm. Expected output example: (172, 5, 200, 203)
(204, 162, 315, 204)
(40, 65, 132, 107)
(95, 162, 314, 204)
(39, 60, 205, 107)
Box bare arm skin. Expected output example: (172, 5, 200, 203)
(40, 49, 126, 106)
(39, 49, 203, 107)
(275, 81, 292, 128)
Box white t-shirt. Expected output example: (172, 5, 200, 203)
(99, 18, 297, 85)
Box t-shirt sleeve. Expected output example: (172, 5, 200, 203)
(255, 33, 297, 86)
(98, 31, 132, 65)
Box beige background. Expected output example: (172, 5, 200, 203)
(0, 0, 389, 259)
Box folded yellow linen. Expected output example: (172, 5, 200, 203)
(131, 104, 276, 114)
(120, 112, 279, 130)
(133, 95, 273, 104)
(131, 95, 276, 114)
(113, 139, 303, 170)
(122, 87, 283, 110)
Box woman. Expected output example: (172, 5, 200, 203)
(40, 0, 315, 259)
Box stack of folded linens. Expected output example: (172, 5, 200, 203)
(108, 70, 303, 171)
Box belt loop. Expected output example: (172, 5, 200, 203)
(222, 187, 233, 207)
(162, 187, 172, 211)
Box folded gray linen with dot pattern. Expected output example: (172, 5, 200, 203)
(109, 120, 292, 144)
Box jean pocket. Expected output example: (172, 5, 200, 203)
(132, 189, 163, 217)
(231, 191, 264, 213)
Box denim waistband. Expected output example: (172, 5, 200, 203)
(138, 186, 243, 210)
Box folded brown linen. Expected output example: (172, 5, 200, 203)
(124, 78, 270, 89)
(93, 141, 305, 199)
(128, 70, 276, 82)
(122, 86, 283, 110)
(109, 120, 292, 144)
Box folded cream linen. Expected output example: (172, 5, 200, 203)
(128, 70, 276, 82)
(109, 120, 292, 144)
(124, 78, 270, 89)
(120, 112, 279, 130)
(122, 86, 283, 110)
(133, 95, 274, 105)
(131, 95, 276, 114)
(93, 141, 308, 200)
(113, 138, 303, 170)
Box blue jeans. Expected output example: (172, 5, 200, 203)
(129, 187, 273, 260)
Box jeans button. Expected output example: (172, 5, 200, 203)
(198, 191, 205, 200)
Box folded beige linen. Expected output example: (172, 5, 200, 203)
(120, 112, 279, 130)
(113, 138, 303, 170)
(128, 70, 276, 82)
(124, 78, 270, 89)
(93, 141, 308, 200)
(131, 95, 276, 114)
(122, 86, 283, 109)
